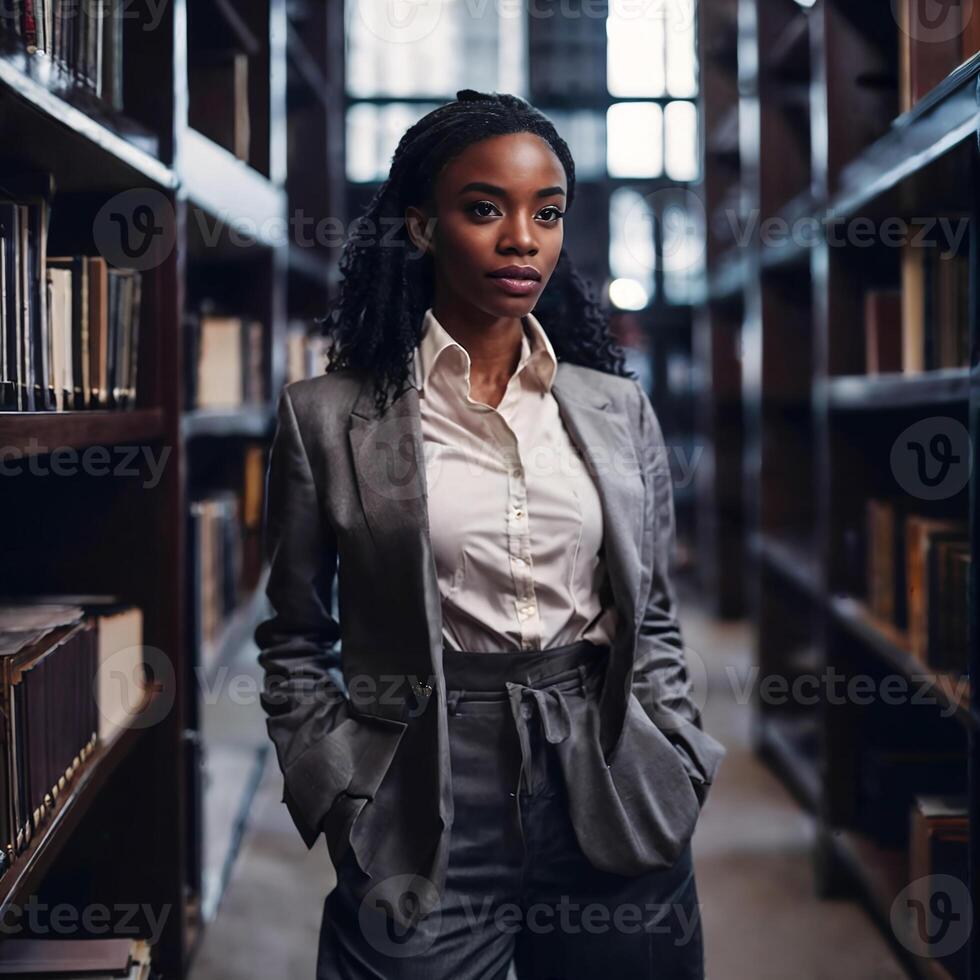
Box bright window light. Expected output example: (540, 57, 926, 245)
(607, 102, 664, 178)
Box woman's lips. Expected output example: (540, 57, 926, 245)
(488, 276, 541, 296)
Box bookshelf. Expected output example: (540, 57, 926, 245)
(697, 0, 980, 977)
(695, 0, 745, 617)
(0, 0, 345, 976)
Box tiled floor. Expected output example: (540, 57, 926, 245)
(188, 591, 908, 979)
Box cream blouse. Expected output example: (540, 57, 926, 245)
(412, 306, 618, 653)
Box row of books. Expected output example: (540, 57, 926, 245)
(285, 319, 332, 385)
(188, 450, 265, 674)
(184, 310, 265, 411)
(0, 937, 154, 978)
(866, 500, 969, 673)
(901, 238, 969, 373)
(899, 0, 980, 112)
(189, 49, 251, 163)
(0, 192, 144, 412)
(0, 599, 145, 871)
(863, 243, 969, 375)
(0, 0, 123, 108)
(856, 744, 965, 846)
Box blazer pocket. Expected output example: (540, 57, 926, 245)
(279, 707, 407, 857)
(555, 688, 700, 877)
(337, 713, 410, 876)
(631, 695, 727, 807)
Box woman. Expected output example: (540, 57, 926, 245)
(255, 89, 726, 980)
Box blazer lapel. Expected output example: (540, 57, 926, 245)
(348, 375, 443, 698)
(347, 361, 645, 676)
(549, 366, 645, 637)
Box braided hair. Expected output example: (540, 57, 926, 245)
(322, 88, 632, 414)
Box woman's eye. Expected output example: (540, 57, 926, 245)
(466, 201, 564, 221)
(468, 201, 500, 218)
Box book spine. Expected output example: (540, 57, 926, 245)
(22, 0, 36, 52)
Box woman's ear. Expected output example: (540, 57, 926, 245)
(405, 206, 436, 257)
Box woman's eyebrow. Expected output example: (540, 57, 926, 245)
(457, 181, 566, 198)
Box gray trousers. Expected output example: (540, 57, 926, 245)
(316, 639, 705, 979)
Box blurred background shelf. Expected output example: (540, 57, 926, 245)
(181, 406, 275, 440)
(0, 409, 167, 459)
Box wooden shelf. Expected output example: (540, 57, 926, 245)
(760, 190, 816, 273)
(765, 12, 809, 78)
(752, 531, 821, 600)
(0, 0, 346, 971)
(828, 828, 957, 980)
(179, 128, 286, 247)
(829, 596, 977, 731)
(0, 685, 161, 914)
(285, 21, 329, 109)
(288, 245, 333, 287)
(181, 405, 274, 440)
(0, 50, 176, 191)
(0, 409, 167, 461)
(828, 55, 980, 220)
(820, 368, 972, 411)
(829, 828, 907, 935)
(757, 713, 821, 812)
(700, 6, 979, 976)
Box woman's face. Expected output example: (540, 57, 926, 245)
(406, 131, 567, 320)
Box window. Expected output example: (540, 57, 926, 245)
(345, 3, 527, 182)
(606, 0, 701, 306)
(607, 103, 664, 179)
(543, 109, 607, 181)
(345, 102, 442, 183)
(609, 187, 655, 308)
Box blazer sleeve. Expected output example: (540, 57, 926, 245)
(253, 384, 356, 847)
(630, 379, 727, 805)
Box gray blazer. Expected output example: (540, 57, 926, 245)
(254, 360, 727, 927)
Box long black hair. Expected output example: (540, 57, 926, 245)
(322, 88, 631, 414)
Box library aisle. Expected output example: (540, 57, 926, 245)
(2, 1, 977, 976)
(187, 588, 907, 980)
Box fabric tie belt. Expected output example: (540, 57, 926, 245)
(442, 639, 609, 795)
